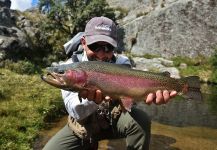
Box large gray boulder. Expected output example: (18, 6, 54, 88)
(112, 0, 217, 58)
(0, 0, 11, 8)
(0, 0, 12, 26)
(0, 0, 39, 61)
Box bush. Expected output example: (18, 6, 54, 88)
(172, 56, 201, 67)
(3, 60, 41, 75)
(210, 48, 217, 83)
(210, 49, 217, 69)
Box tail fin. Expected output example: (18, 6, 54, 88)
(182, 76, 203, 101)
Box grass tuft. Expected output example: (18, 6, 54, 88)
(0, 68, 65, 149)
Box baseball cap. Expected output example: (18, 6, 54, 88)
(84, 16, 117, 47)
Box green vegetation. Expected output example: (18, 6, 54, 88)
(113, 7, 129, 19)
(210, 48, 217, 83)
(3, 60, 41, 75)
(171, 55, 213, 82)
(0, 68, 65, 149)
(170, 50, 217, 84)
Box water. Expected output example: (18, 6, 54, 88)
(137, 84, 217, 129)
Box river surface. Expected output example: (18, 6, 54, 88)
(34, 84, 217, 150)
(137, 84, 217, 129)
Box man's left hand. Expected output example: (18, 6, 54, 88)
(145, 90, 177, 105)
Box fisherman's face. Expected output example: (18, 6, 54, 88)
(81, 37, 114, 62)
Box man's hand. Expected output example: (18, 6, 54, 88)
(145, 90, 177, 105)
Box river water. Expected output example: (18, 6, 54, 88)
(137, 84, 217, 129)
(34, 84, 217, 150)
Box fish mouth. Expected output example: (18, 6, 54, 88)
(41, 72, 69, 90)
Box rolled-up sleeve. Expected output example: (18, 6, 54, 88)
(61, 90, 98, 121)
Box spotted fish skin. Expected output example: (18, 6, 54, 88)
(41, 61, 202, 110)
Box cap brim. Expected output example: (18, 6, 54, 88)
(86, 35, 117, 47)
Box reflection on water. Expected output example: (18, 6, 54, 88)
(137, 84, 217, 128)
(206, 84, 217, 114)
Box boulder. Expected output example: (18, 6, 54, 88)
(0, 1, 39, 61)
(133, 57, 180, 78)
(110, 0, 217, 58)
(0, 0, 11, 8)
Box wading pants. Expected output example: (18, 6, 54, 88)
(43, 107, 151, 150)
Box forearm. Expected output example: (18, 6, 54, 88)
(61, 90, 98, 121)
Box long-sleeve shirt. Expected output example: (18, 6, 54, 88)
(61, 51, 131, 121)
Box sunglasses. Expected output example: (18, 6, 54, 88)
(87, 43, 114, 53)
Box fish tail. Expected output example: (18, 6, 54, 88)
(182, 76, 202, 101)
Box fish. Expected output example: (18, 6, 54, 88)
(41, 61, 202, 111)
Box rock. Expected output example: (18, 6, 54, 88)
(0, 38, 3, 44)
(153, 57, 174, 67)
(111, 0, 217, 58)
(0, 0, 11, 8)
(0, 3, 40, 60)
(23, 20, 32, 27)
(159, 67, 180, 78)
(18, 15, 26, 21)
(133, 57, 180, 78)
(0, 50, 5, 60)
(0, 6, 13, 26)
(179, 63, 187, 69)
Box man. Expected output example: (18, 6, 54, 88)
(43, 16, 177, 150)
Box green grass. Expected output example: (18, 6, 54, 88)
(0, 68, 64, 150)
(171, 56, 213, 82)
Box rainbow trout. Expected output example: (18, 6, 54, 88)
(41, 61, 201, 111)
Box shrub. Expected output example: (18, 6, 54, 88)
(210, 48, 217, 83)
(3, 60, 41, 75)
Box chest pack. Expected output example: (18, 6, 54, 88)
(63, 32, 84, 58)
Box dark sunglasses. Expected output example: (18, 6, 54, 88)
(87, 43, 114, 53)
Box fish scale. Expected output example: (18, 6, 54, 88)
(42, 61, 202, 111)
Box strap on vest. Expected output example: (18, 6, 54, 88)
(72, 54, 79, 62)
(71, 54, 83, 62)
